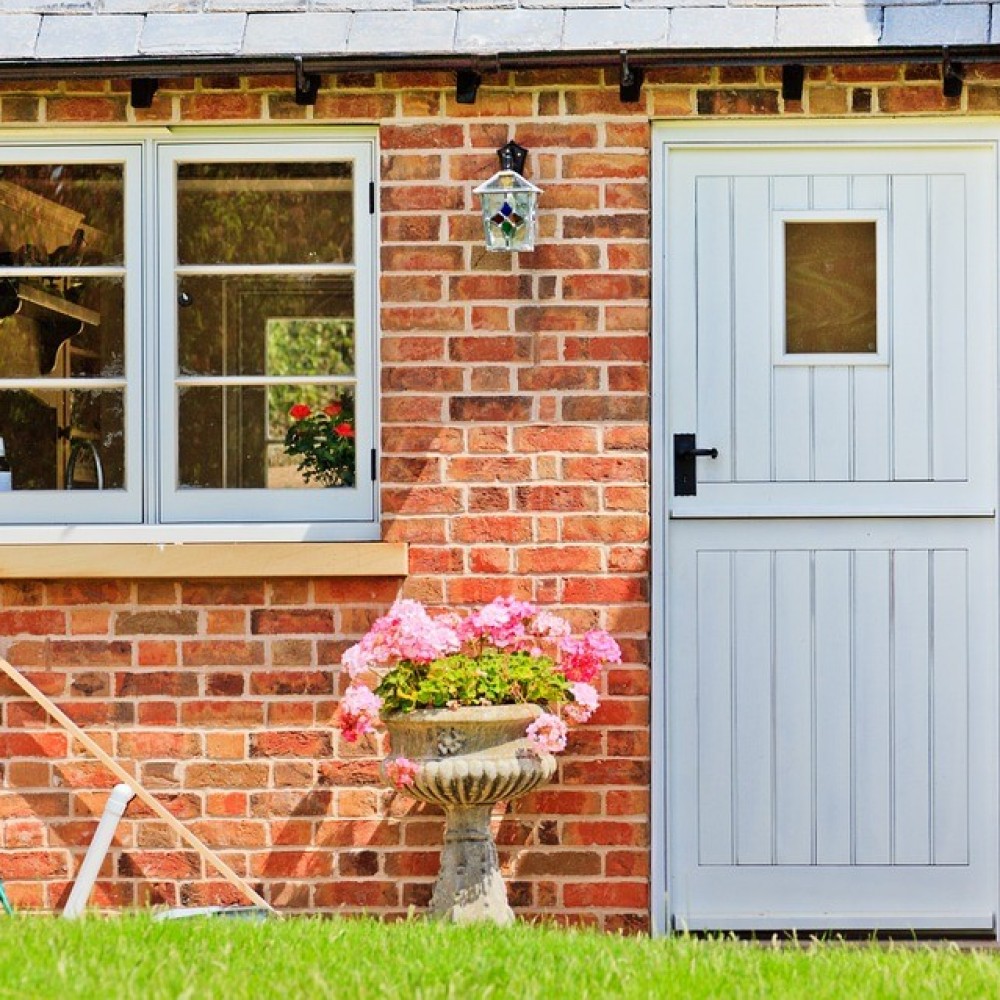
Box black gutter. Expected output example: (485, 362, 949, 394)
(0, 46, 995, 83)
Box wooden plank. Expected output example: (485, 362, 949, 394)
(773, 550, 813, 865)
(734, 551, 773, 864)
(0, 657, 276, 915)
(813, 368, 851, 482)
(852, 549, 892, 865)
(931, 549, 970, 864)
(814, 550, 853, 864)
(929, 175, 967, 483)
(0, 541, 408, 579)
(891, 176, 931, 482)
(732, 175, 772, 483)
(893, 550, 932, 864)
(695, 176, 734, 485)
(697, 550, 735, 865)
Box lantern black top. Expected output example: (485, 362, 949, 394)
(497, 141, 528, 175)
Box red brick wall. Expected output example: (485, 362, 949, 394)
(0, 62, 970, 930)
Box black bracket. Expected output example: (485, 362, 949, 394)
(782, 64, 804, 103)
(619, 50, 644, 104)
(456, 68, 482, 105)
(294, 56, 320, 106)
(942, 48, 964, 99)
(130, 78, 158, 109)
(674, 433, 718, 497)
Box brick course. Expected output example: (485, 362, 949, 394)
(0, 60, 972, 930)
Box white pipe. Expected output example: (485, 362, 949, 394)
(62, 783, 135, 919)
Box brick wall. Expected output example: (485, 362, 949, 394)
(0, 60, 973, 930)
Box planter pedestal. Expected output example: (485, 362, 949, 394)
(382, 704, 556, 925)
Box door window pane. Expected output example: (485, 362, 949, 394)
(176, 162, 354, 266)
(785, 221, 877, 354)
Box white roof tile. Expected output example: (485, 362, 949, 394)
(349, 10, 459, 52)
(139, 10, 245, 52)
(776, 6, 882, 44)
(0, 13, 39, 57)
(36, 11, 140, 56)
(456, 7, 564, 50)
(563, 6, 667, 45)
(881, 3, 989, 43)
(668, 5, 776, 45)
(243, 11, 350, 52)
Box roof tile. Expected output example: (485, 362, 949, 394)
(668, 5, 776, 45)
(881, 3, 989, 43)
(0, 13, 40, 57)
(243, 11, 350, 52)
(776, 6, 882, 44)
(36, 12, 141, 57)
(563, 6, 666, 45)
(139, 11, 246, 53)
(348, 10, 458, 52)
(456, 7, 563, 50)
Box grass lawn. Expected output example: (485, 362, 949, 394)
(1, 916, 1000, 999)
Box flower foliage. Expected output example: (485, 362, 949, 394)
(283, 399, 356, 487)
(335, 596, 622, 755)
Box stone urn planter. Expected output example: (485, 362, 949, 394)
(381, 703, 557, 925)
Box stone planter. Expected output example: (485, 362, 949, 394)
(381, 703, 557, 925)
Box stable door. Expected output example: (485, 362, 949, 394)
(665, 138, 998, 932)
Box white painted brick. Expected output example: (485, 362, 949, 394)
(776, 6, 881, 44)
(243, 11, 349, 52)
(563, 7, 667, 46)
(348, 10, 458, 52)
(882, 3, 989, 43)
(35, 11, 140, 56)
(0, 13, 40, 56)
(668, 5, 776, 46)
(139, 11, 246, 52)
(456, 7, 563, 51)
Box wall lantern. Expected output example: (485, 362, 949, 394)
(474, 141, 542, 253)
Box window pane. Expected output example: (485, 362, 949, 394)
(177, 275, 354, 377)
(176, 162, 354, 266)
(0, 277, 124, 378)
(0, 164, 124, 267)
(785, 221, 877, 354)
(178, 385, 356, 490)
(0, 387, 124, 490)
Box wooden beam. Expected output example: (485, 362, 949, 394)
(0, 657, 276, 915)
(0, 541, 408, 579)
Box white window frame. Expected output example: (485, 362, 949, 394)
(0, 129, 379, 543)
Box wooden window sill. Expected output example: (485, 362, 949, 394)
(0, 542, 408, 579)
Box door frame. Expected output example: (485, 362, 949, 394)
(651, 119, 1000, 937)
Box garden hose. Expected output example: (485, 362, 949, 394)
(0, 881, 13, 916)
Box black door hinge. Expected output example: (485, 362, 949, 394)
(371, 448, 378, 481)
(368, 181, 375, 214)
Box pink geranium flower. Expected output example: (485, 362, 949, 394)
(563, 681, 600, 724)
(559, 629, 622, 684)
(385, 756, 420, 789)
(526, 712, 568, 754)
(336, 683, 382, 743)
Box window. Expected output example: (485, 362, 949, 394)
(0, 135, 377, 540)
(772, 210, 887, 367)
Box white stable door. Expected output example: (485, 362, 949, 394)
(666, 139, 998, 931)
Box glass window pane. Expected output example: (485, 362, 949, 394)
(0, 387, 124, 490)
(178, 385, 356, 490)
(785, 221, 877, 354)
(0, 277, 124, 377)
(176, 162, 354, 266)
(177, 275, 354, 377)
(0, 164, 124, 267)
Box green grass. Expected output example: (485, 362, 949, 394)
(1, 916, 999, 999)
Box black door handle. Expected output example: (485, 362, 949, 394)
(674, 433, 718, 496)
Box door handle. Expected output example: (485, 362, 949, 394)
(674, 433, 718, 496)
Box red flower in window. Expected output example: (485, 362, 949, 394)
(323, 401, 343, 417)
(283, 399, 356, 488)
(289, 403, 312, 421)
(334, 422, 355, 439)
